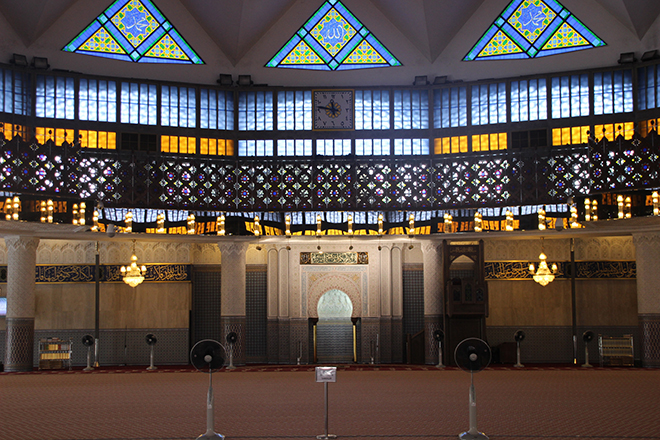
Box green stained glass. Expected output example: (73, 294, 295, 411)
(111, 0, 158, 47)
(310, 9, 357, 56)
(478, 30, 523, 57)
(345, 40, 387, 64)
(80, 28, 127, 54)
(282, 41, 325, 65)
(464, 0, 605, 61)
(145, 34, 190, 60)
(542, 22, 588, 50)
(507, 0, 556, 43)
(266, 0, 401, 71)
(63, 0, 203, 64)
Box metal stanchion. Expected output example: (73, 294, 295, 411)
(316, 367, 337, 440)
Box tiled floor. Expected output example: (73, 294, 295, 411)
(1, 365, 659, 440)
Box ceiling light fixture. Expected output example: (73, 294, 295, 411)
(121, 240, 147, 288)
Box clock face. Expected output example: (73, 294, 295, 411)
(313, 89, 354, 130)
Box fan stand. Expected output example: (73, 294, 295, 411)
(436, 340, 445, 368)
(514, 340, 524, 368)
(197, 362, 224, 440)
(147, 344, 157, 371)
(459, 371, 488, 440)
(227, 344, 236, 370)
(84, 345, 94, 371)
(582, 344, 593, 368)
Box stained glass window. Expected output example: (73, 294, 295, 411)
(79, 130, 117, 149)
(63, 0, 203, 64)
(238, 140, 274, 156)
(200, 89, 234, 130)
(120, 81, 158, 125)
(36, 76, 75, 120)
(510, 79, 547, 122)
(356, 139, 391, 156)
(551, 74, 589, 118)
(277, 91, 312, 130)
(278, 139, 313, 156)
(394, 139, 429, 155)
(355, 90, 390, 130)
(393, 90, 429, 130)
(161, 86, 196, 128)
(593, 70, 633, 115)
(465, 0, 605, 60)
(471, 83, 507, 125)
(0, 69, 29, 115)
(434, 136, 468, 155)
(238, 91, 274, 131)
(79, 79, 117, 122)
(266, 0, 401, 70)
(434, 86, 468, 129)
(317, 139, 351, 156)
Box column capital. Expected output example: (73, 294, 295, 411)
(4, 235, 40, 253)
(420, 239, 441, 256)
(217, 241, 249, 258)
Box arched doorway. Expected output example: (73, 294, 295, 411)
(315, 289, 354, 363)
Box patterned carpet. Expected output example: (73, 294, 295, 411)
(1, 365, 659, 440)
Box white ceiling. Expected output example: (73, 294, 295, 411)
(0, 0, 659, 87)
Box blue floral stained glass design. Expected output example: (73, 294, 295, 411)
(266, 0, 401, 70)
(63, 0, 203, 64)
(464, 0, 605, 60)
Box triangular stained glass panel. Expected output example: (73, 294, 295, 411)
(464, 0, 605, 61)
(63, 0, 203, 64)
(281, 40, 326, 66)
(266, 0, 401, 71)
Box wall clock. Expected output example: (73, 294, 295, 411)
(313, 89, 354, 130)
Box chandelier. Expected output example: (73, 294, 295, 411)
(529, 238, 558, 287)
(121, 240, 147, 288)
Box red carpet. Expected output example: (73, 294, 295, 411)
(1, 364, 658, 440)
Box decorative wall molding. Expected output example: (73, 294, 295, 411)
(486, 261, 636, 280)
(300, 252, 368, 265)
(0, 264, 192, 283)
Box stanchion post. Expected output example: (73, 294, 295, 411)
(316, 367, 337, 440)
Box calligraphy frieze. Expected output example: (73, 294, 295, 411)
(300, 252, 368, 265)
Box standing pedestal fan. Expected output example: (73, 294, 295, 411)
(82, 335, 95, 371)
(582, 331, 594, 368)
(455, 338, 492, 440)
(513, 330, 525, 368)
(146, 333, 158, 370)
(191, 339, 226, 440)
(225, 332, 237, 369)
(434, 329, 445, 368)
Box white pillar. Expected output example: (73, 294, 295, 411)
(218, 241, 248, 365)
(421, 239, 443, 364)
(633, 232, 660, 367)
(4, 236, 40, 372)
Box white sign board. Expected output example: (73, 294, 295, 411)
(315, 366, 337, 383)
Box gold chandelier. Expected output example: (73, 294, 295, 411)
(121, 240, 147, 288)
(529, 238, 558, 287)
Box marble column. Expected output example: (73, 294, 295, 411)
(633, 233, 660, 367)
(218, 242, 248, 366)
(391, 245, 404, 363)
(266, 247, 279, 364)
(278, 246, 290, 364)
(4, 236, 40, 372)
(421, 239, 443, 365)
(379, 245, 392, 363)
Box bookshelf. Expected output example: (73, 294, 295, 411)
(38, 338, 73, 370)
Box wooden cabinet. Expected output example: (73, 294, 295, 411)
(38, 338, 72, 370)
